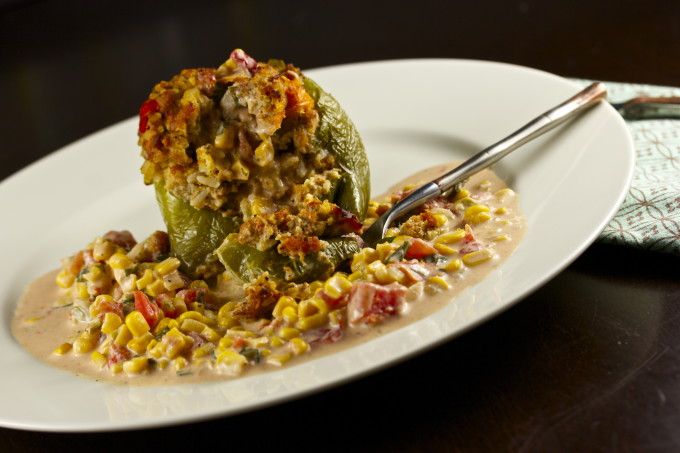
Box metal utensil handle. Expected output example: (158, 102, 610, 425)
(432, 82, 607, 192)
(361, 82, 607, 245)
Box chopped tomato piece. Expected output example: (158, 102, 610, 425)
(156, 293, 181, 319)
(67, 250, 85, 276)
(306, 326, 344, 344)
(405, 238, 439, 259)
(107, 343, 132, 366)
(230, 49, 258, 73)
(459, 224, 482, 255)
(347, 282, 407, 325)
(138, 98, 159, 133)
(133, 291, 162, 329)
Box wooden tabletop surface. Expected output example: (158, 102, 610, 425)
(1, 1, 679, 451)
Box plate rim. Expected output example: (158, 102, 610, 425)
(0, 57, 634, 432)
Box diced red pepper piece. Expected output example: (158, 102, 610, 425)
(156, 293, 181, 319)
(107, 343, 132, 366)
(229, 49, 258, 73)
(138, 98, 159, 134)
(404, 238, 439, 259)
(347, 282, 407, 325)
(459, 224, 482, 255)
(133, 291, 162, 329)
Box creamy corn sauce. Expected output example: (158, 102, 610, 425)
(12, 163, 525, 386)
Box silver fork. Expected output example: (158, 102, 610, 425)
(360, 82, 607, 247)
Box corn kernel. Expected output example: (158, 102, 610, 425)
(297, 313, 328, 331)
(92, 238, 116, 261)
(161, 328, 188, 359)
(201, 326, 221, 343)
(123, 356, 149, 374)
(496, 207, 507, 214)
(434, 214, 448, 226)
(178, 310, 213, 326)
(73, 333, 98, 354)
(217, 337, 234, 350)
(444, 258, 463, 272)
(432, 241, 456, 255)
(74, 282, 89, 299)
(253, 138, 274, 166)
(110, 362, 124, 374)
(348, 271, 362, 281)
(281, 306, 298, 325)
(269, 336, 285, 348)
(174, 356, 188, 371)
(153, 318, 179, 336)
(216, 350, 247, 375)
(231, 159, 250, 180)
(495, 188, 515, 198)
(266, 352, 292, 366)
(251, 197, 275, 216)
(279, 327, 301, 340)
(53, 342, 72, 355)
(136, 269, 154, 289)
(192, 343, 215, 359)
(125, 311, 150, 337)
(189, 279, 209, 290)
(108, 252, 133, 270)
(453, 189, 470, 201)
(289, 337, 309, 355)
(214, 124, 236, 149)
(55, 270, 75, 289)
(91, 351, 107, 368)
(427, 276, 450, 291)
(154, 257, 181, 276)
(180, 318, 207, 334)
(146, 338, 159, 352)
(462, 248, 495, 266)
(101, 312, 123, 335)
(146, 278, 167, 297)
(464, 205, 491, 224)
(83, 265, 104, 282)
(324, 274, 353, 299)
(127, 332, 153, 354)
(273, 296, 297, 318)
(114, 324, 132, 346)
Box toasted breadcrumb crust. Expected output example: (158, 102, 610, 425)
(138, 56, 331, 216)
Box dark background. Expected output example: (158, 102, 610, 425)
(2, 1, 680, 451)
(1, 0, 679, 182)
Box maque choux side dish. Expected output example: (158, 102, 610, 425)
(13, 50, 525, 384)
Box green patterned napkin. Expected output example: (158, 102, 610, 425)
(574, 80, 680, 256)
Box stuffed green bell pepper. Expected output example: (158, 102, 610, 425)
(138, 49, 369, 282)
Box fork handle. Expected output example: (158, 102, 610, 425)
(432, 82, 607, 192)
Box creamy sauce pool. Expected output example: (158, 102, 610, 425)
(12, 163, 525, 386)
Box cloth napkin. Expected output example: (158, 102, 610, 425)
(573, 79, 680, 257)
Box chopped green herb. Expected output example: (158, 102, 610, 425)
(240, 347, 261, 364)
(154, 327, 170, 341)
(423, 254, 447, 265)
(386, 241, 411, 264)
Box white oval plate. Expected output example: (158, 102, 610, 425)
(0, 59, 633, 432)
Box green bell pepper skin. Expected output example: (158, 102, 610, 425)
(154, 181, 240, 275)
(304, 78, 370, 220)
(216, 235, 361, 284)
(154, 76, 369, 280)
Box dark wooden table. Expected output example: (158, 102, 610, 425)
(2, 1, 679, 451)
